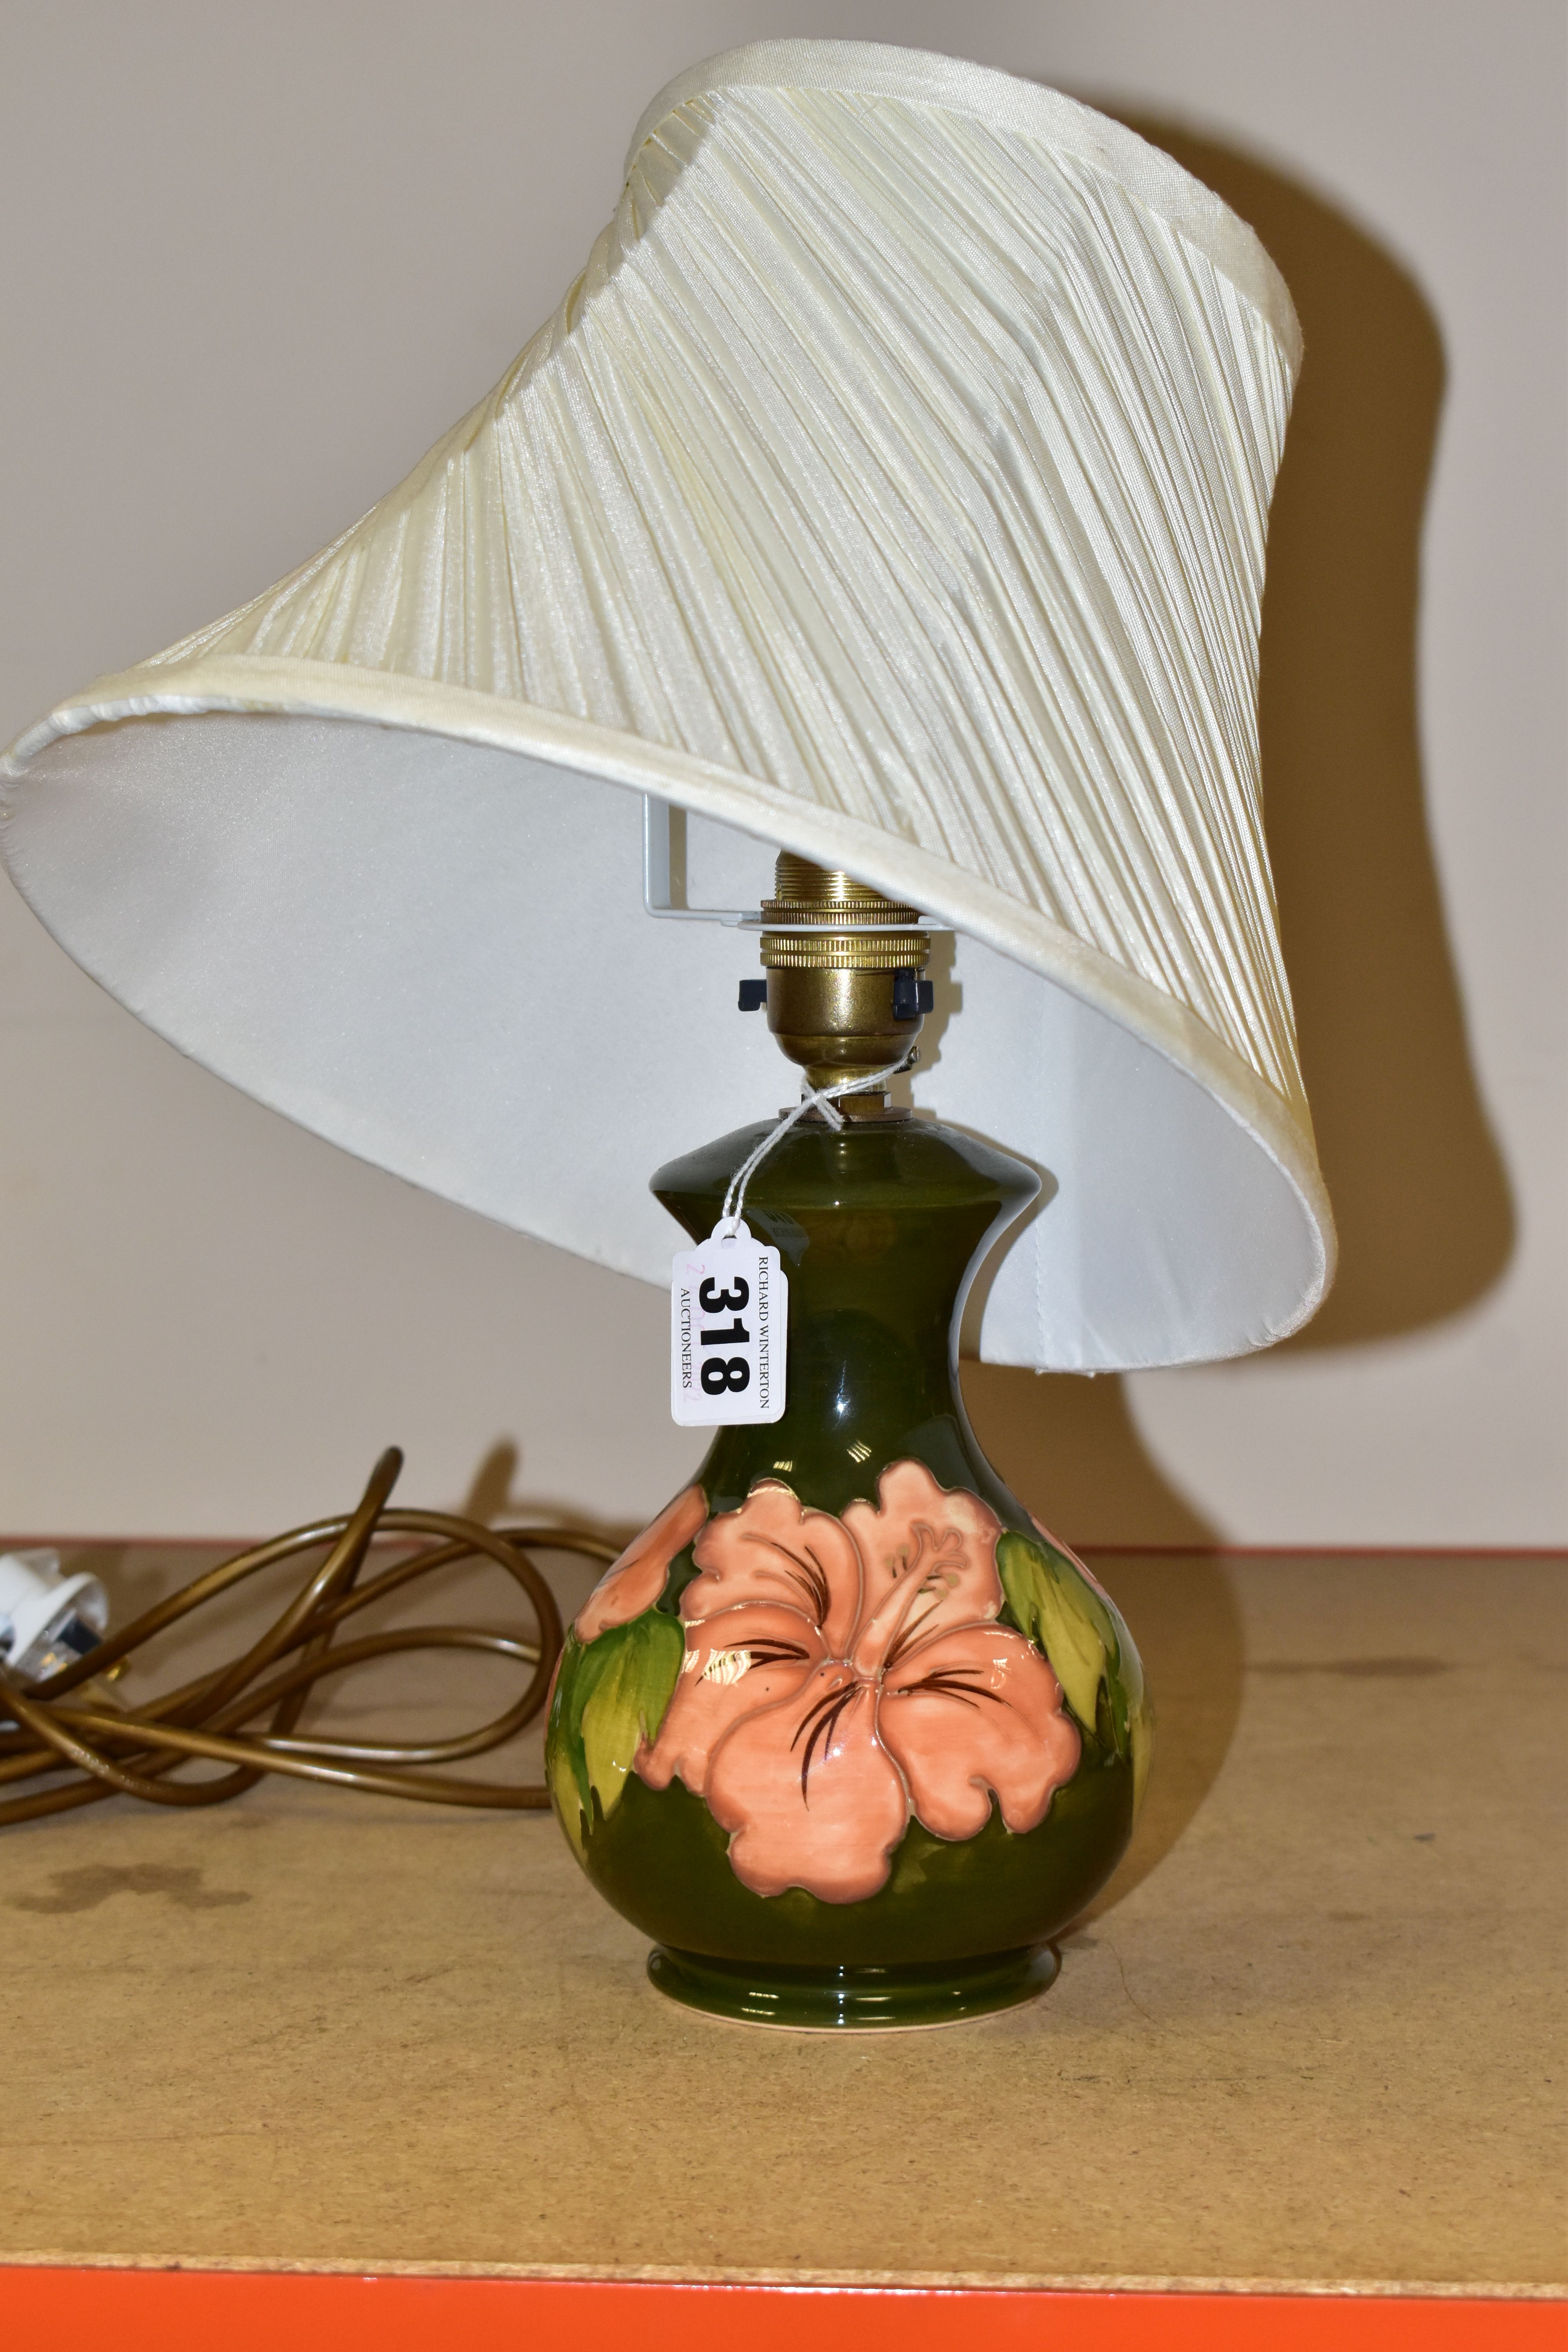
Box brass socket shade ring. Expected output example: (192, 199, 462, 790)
(759, 933, 931, 972)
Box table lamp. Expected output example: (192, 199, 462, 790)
(0, 42, 1331, 2027)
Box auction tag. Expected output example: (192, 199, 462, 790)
(670, 1221, 787, 1426)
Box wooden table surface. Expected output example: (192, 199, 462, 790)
(3, 1543, 1562, 2345)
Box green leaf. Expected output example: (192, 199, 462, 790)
(997, 1530, 1153, 1810)
(546, 1691, 587, 1855)
(546, 1612, 684, 1844)
(997, 1529, 1107, 1741)
(1129, 1690, 1155, 1821)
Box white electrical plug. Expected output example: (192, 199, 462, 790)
(0, 1548, 109, 1684)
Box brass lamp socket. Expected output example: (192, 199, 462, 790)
(757, 856, 931, 1108)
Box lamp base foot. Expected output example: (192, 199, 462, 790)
(645, 1941, 1060, 2031)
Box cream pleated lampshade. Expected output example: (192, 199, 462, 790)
(0, 40, 1332, 1373)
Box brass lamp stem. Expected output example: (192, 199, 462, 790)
(755, 855, 932, 1117)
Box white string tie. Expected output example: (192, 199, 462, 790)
(713, 1051, 917, 1242)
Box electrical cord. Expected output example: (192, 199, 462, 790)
(0, 1448, 606, 1829)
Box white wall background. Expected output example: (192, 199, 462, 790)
(0, 1, 1561, 1544)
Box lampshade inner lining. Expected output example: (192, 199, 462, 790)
(0, 710, 1324, 1370)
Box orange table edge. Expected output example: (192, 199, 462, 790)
(4, 2268, 1563, 2350)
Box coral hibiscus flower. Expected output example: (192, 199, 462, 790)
(574, 1484, 706, 1642)
(638, 1462, 1080, 1902)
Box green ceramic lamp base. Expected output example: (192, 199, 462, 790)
(549, 1117, 1150, 2032)
(646, 1942, 1061, 2031)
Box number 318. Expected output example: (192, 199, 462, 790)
(697, 1273, 751, 1394)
